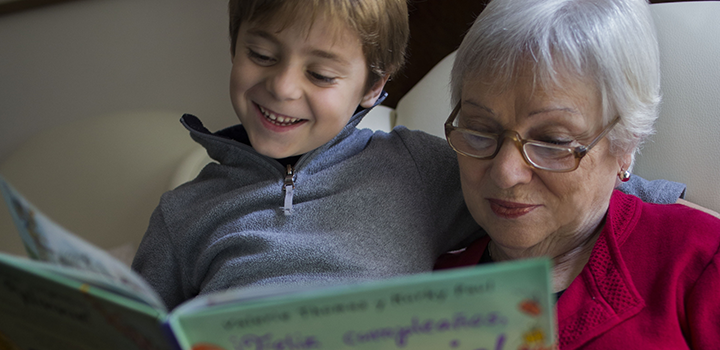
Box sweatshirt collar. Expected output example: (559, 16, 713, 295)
(179, 91, 388, 169)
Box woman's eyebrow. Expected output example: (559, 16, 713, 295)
(462, 100, 496, 115)
(528, 107, 580, 117)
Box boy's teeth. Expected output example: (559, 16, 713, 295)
(259, 105, 300, 126)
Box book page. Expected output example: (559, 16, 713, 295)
(0, 253, 171, 350)
(0, 176, 164, 311)
(168, 258, 556, 350)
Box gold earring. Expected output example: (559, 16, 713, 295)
(618, 169, 631, 182)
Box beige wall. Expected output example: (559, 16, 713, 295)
(0, 1, 237, 260)
(0, 0, 236, 164)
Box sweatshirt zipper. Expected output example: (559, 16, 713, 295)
(183, 118, 302, 215)
(282, 164, 296, 216)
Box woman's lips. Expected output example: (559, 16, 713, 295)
(487, 199, 540, 219)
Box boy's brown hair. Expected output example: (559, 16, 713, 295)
(228, 0, 409, 89)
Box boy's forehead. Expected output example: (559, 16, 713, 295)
(246, 12, 358, 47)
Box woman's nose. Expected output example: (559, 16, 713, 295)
(266, 65, 303, 101)
(489, 138, 534, 189)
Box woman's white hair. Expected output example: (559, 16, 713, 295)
(450, 0, 660, 168)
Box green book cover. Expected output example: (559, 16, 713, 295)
(0, 176, 556, 350)
(167, 259, 555, 350)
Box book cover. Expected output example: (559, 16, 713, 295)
(168, 258, 555, 350)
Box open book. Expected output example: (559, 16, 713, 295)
(0, 176, 556, 350)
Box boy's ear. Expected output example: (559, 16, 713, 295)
(359, 74, 390, 108)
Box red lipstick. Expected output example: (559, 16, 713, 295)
(487, 199, 540, 219)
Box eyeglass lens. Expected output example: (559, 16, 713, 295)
(449, 130, 578, 170)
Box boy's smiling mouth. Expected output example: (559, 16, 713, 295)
(257, 104, 305, 127)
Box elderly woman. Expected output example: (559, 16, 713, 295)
(435, 0, 720, 348)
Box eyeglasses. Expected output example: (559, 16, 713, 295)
(444, 103, 620, 172)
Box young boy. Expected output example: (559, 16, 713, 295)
(131, 0, 482, 311)
(132, 0, 685, 311)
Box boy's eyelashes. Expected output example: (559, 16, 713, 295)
(245, 48, 339, 86)
(247, 48, 276, 66)
(307, 71, 336, 84)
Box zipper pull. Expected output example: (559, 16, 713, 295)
(282, 164, 295, 216)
